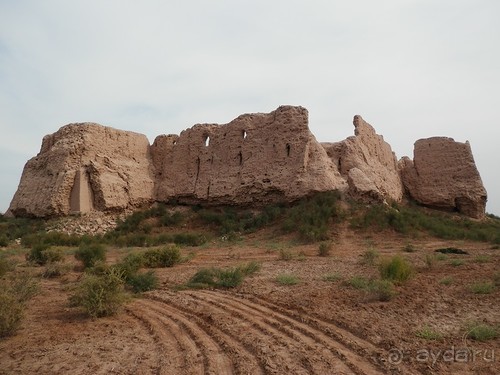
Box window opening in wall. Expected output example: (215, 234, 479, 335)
(243, 130, 247, 139)
(238, 151, 243, 165)
(204, 135, 210, 147)
(286, 143, 291, 156)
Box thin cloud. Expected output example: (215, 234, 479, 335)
(1, 0, 499, 214)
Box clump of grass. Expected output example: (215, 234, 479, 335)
(449, 259, 464, 267)
(473, 255, 491, 263)
(415, 326, 443, 340)
(379, 255, 413, 284)
(424, 254, 436, 269)
(345, 276, 396, 301)
(42, 262, 71, 278)
(470, 281, 495, 294)
(439, 277, 454, 286)
(322, 273, 342, 282)
(368, 279, 396, 301)
(465, 322, 498, 341)
(184, 262, 260, 289)
(435, 253, 448, 261)
(275, 274, 300, 285)
(361, 248, 379, 265)
(278, 248, 293, 261)
(143, 246, 181, 268)
(318, 241, 332, 257)
(74, 243, 106, 269)
(346, 276, 370, 289)
(69, 268, 128, 318)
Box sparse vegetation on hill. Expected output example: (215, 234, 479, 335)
(350, 202, 500, 244)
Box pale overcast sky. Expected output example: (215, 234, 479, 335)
(1, 0, 499, 215)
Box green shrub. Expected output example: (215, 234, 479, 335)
(126, 271, 158, 293)
(0, 256, 13, 277)
(415, 326, 443, 340)
(465, 322, 498, 341)
(143, 246, 181, 268)
(26, 243, 49, 265)
(318, 242, 332, 257)
(114, 252, 144, 280)
(0, 273, 38, 337)
(8, 273, 39, 303)
(275, 274, 300, 285)
(470, 282, 495, 294)
(379, 256, 413, 284)
(187, 267, 243, 289)
(361, 248, 379, 265)
(0, 234, 8, 247)
(75, 243, 106, 268)
(184, 262, 260, 289)
(70, 268, 128, 318)
(0, 292, 23, 337)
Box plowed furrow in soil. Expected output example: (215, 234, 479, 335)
(141, 297, 265, 375)
(194, 290, 366, 375)
(123, 309, 167, 375)
(242, 293, 422, 375)
(126, 304, 187, 374)
(148, 291, 314, 374)
(138, 299, 237, 375)
(149, 291, 355, 375)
